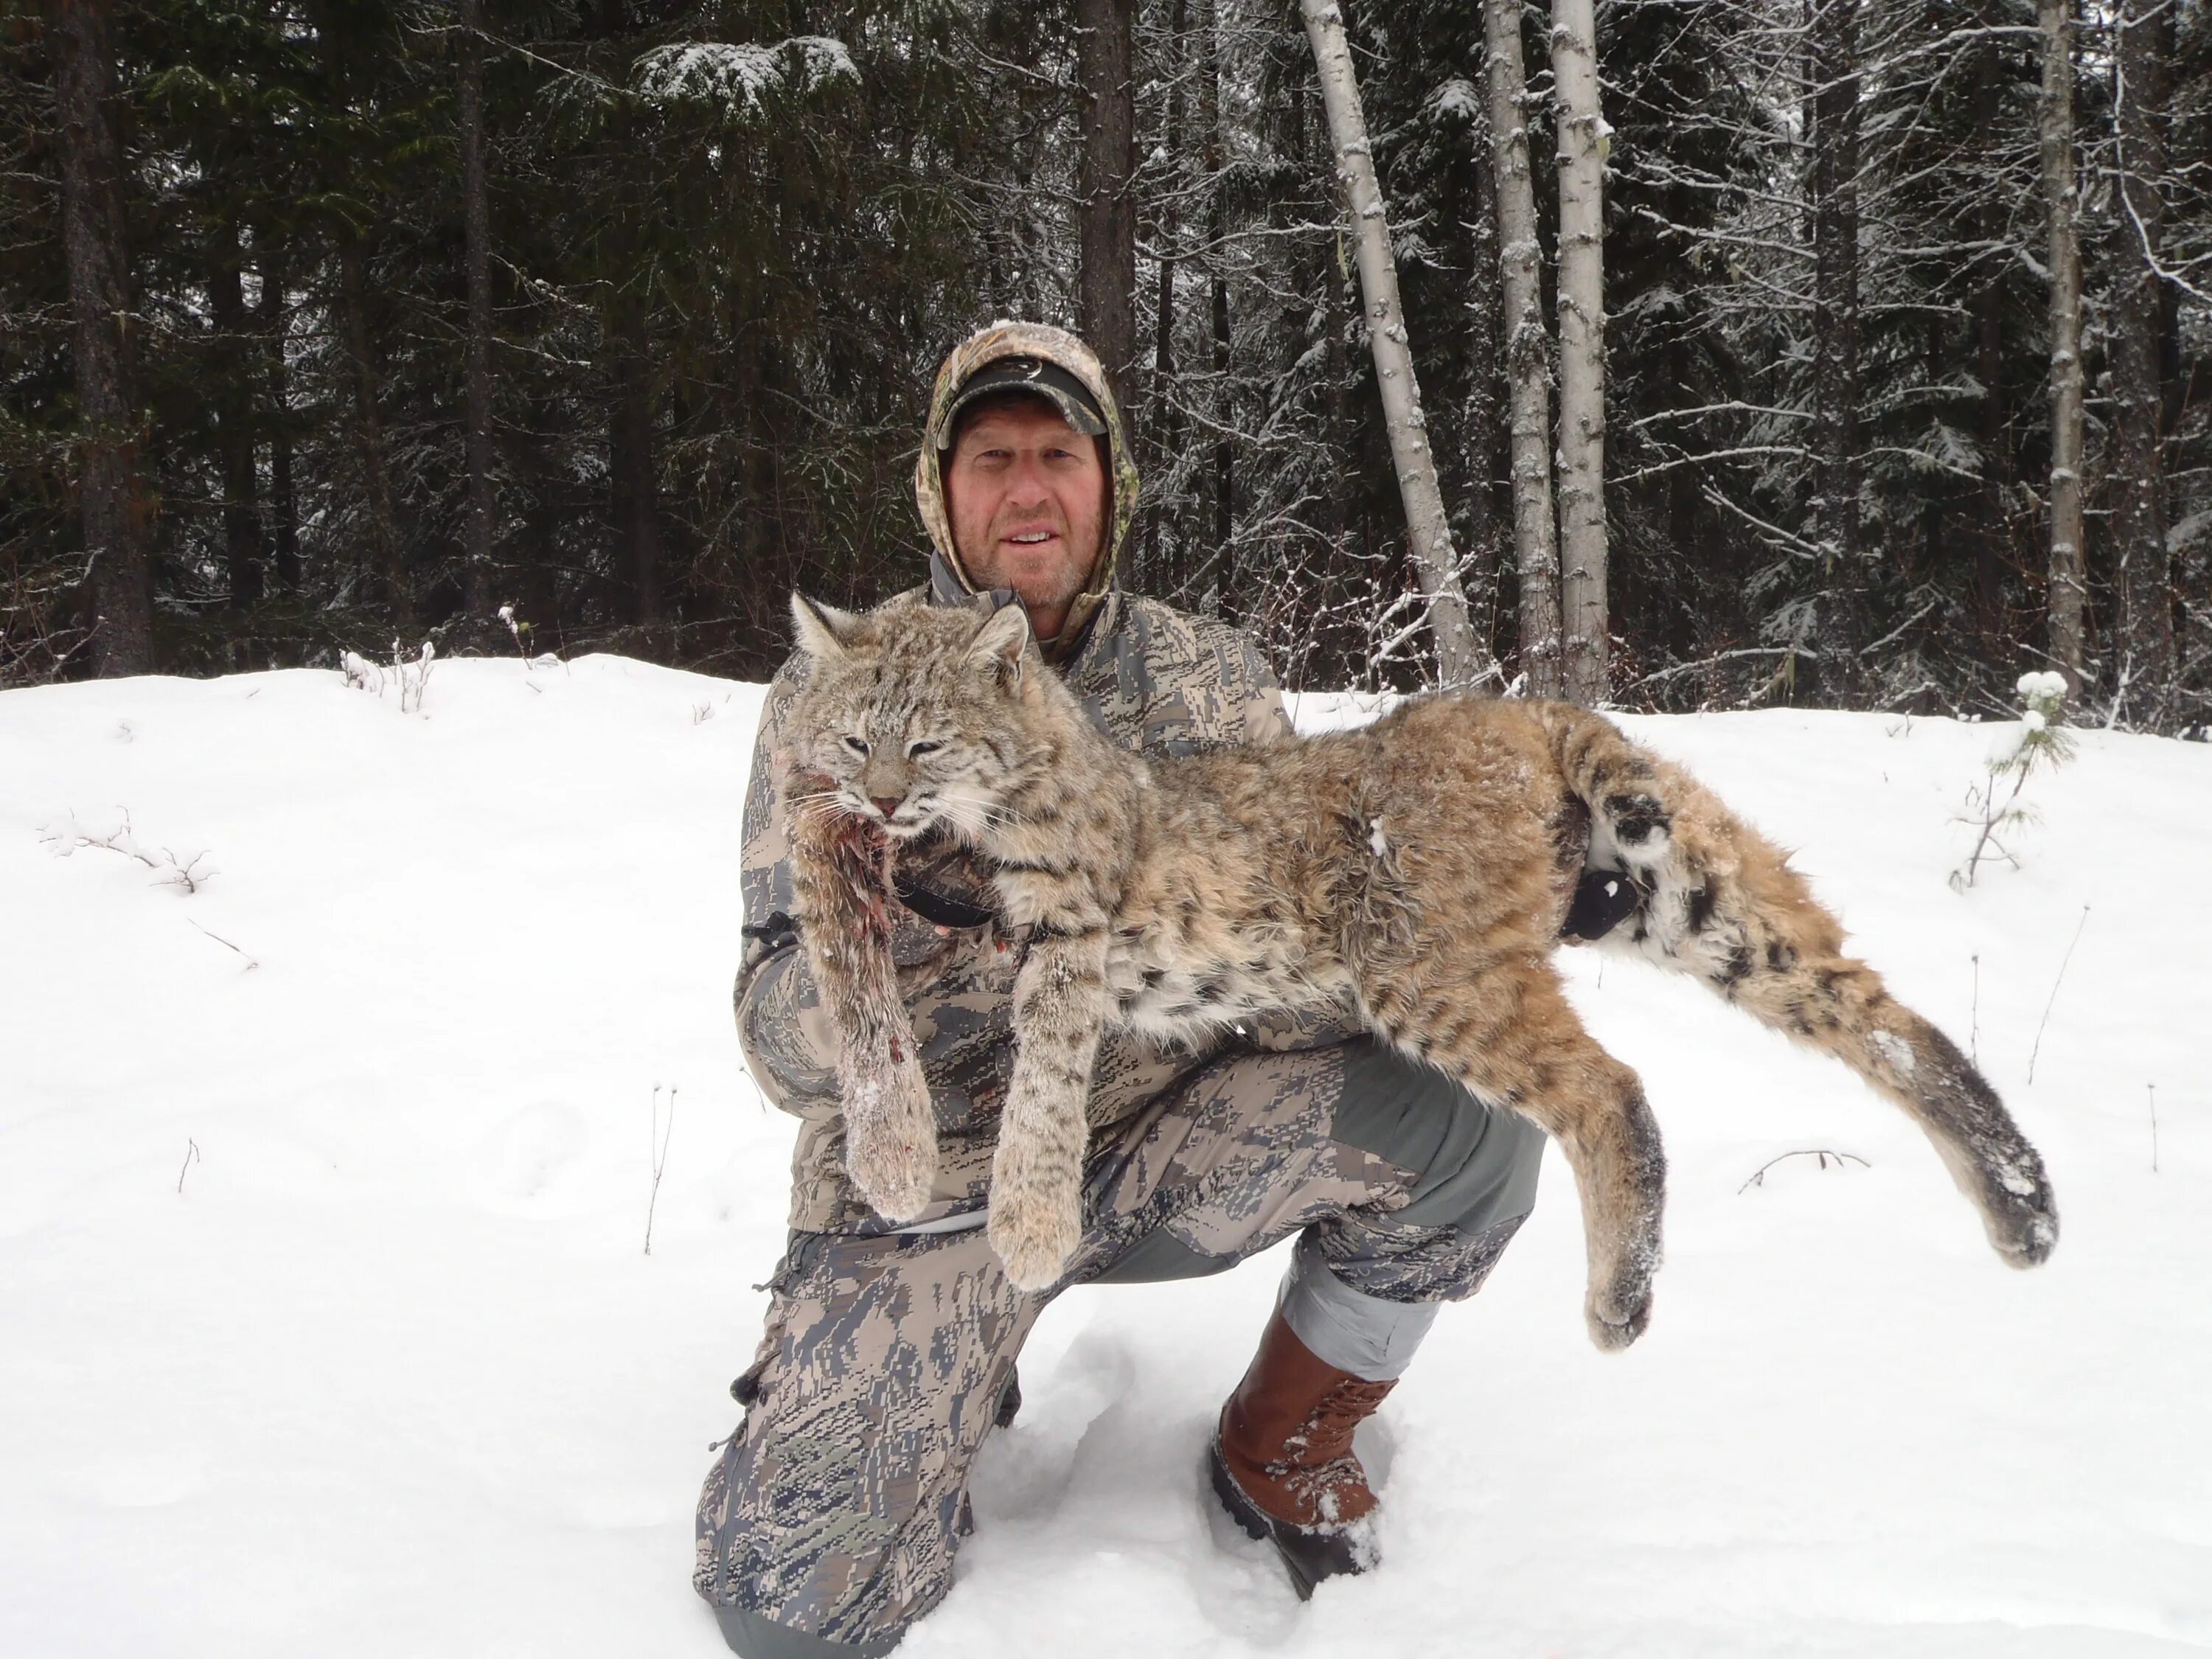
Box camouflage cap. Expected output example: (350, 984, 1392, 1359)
(914, 321, 1141, 662)
(936, 358, 1107, 448)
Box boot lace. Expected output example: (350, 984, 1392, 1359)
(1270, 1375, 1393, 1478)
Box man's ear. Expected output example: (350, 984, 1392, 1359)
(789, 593, 861, 660)
(967, 602, 1031, 686)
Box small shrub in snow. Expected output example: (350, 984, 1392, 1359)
(1736, 1148, 1871, 1193)
(341, 639, 437, 714)
(498, 605, 567, 678)
(41, 809, 213, 894)
(644, 1083, 678, 1256)
(1951, 671, 2076, 891)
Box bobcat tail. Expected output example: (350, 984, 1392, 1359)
(1540, 704, 2059, 1270)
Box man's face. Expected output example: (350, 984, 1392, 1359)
(944, 396, 1110, 642)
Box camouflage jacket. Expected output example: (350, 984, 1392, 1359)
(734, 575, 1301, 1233)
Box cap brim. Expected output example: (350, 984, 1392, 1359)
(937, 362, 1107, 448)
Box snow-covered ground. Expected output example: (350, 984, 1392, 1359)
(3, 657, 2208, 1658)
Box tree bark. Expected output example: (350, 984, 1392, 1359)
(514, 396, 565, 656)
(1211, 267, 1232, 563)
(258, 246, 300, 597)
(2110, 0, 2174, 713)
(458, 0, 497, 629)
(609, 293, 667, 647)
(1481, 0, 1562, 696)
(49, 0, 154, 676)
(1552, 0, 1609, 705)
(206, 225, 266, 613)
(1460, 85, 1504, 658)
(1971, 20, 2009, 657)
(339, 237, 409, 625)
(1301, 0, 1485, 689)
(2039, 0, 2085, 697)
(1205, 0, 1231, 581)
(1146, 0, 1188, 585)
(1806, 0, 1865, 699)
(1077, 0, 1137, 404)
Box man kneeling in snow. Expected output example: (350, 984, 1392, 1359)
(694, 322, 1545, 1655)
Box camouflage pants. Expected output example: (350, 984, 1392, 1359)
(694, 1037, 1544, 1658)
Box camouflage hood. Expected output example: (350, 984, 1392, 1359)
(914, 321, 1141, 663)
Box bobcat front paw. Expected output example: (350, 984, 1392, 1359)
(843, 1053, 937, 1223)
(987, 1185, 1082, 1294)
(1585, 1277, 1653, 1352)
(1585, 1240, 1658, 1351)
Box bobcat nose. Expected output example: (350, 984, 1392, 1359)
(872, 795, 905, 820)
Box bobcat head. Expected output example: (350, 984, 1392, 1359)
(785, 593, 1052, 843)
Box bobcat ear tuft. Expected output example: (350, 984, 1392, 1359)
(967, 601, 1031, 686)
(790, 593, 861, 660)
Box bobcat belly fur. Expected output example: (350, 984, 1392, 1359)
(780, 594, 2058, 1349)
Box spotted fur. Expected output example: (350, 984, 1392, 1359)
(783, 595, 2058, 1345)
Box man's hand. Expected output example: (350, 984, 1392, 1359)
(888, 832, 1004, 995)
(892, 835, 1004, 931)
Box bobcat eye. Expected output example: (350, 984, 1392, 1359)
(907, 739, 945, 759)
(841, 735, 870, 758)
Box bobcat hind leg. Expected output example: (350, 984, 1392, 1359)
(1638, 820, 2061, 1269)
(1737, 950, 2059, 1266)
(1366, 964, 1666, 1351)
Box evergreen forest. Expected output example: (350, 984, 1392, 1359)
(5, 0, 2208, 729)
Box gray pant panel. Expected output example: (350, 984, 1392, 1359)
(1277, 1231, 1439, 1380)
(716, 1603, 901, 1659)
(1328, 1037, 1546, 1231)
(1089, 1036, 1543, 1287)
(1085, 1219, 1239, 1284)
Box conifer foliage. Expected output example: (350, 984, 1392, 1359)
(2, 0, 2207, 730)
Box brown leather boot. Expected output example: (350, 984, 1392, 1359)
(1208, 1307, 1397, 1599)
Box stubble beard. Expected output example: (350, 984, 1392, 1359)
(965, 513, 1096, 624)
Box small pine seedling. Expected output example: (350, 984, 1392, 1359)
(498, 603, 535, 661)
(1951, 670, 2076, 891)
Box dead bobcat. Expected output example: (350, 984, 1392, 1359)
(779, 594, 2057, 1348)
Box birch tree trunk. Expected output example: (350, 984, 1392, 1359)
(1077, 0, 1138, 403)
(1300, 0, 1485, 689)
(2039, 0, 2086, 698)
(49, 0, 155, 677)
(458, 0, 497, 630)
(2110, 0, 2174, 716)
(1461, 87, 1505, 654)
(1481, 0, 1563, 697)
(1552, 0, 1609, 705)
